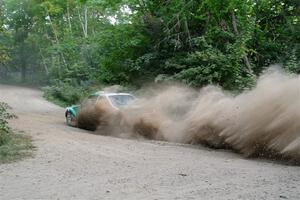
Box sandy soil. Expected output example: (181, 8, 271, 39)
(0, 84, 299, 200)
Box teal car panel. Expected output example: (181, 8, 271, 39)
(66, 105, 80, 117)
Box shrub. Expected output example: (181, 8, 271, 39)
(43, 82, 91, 107)
(0, 102, 16, 145)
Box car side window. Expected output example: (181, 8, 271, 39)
(81, 95, 98, 106)
(96, 96, 104, 104)
(88, 95, 98, 104)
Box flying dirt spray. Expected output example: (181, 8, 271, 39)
(77, 67, 300, 162)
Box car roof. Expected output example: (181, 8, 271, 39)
(106, 93, 133, 96)
(94, 91, 105, 95)
(92, 91, 133, 97)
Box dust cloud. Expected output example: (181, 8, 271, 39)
(77, 67, 300, 162)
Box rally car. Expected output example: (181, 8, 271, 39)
(65, 91, 135, 127)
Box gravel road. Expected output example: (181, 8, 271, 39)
(0, 84, 299, 200)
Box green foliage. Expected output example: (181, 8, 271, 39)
(285, 50, 300, 74)
(0, 0, 299, 95)
(158, 36, 256, 90)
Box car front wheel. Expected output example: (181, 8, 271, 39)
(66, 112, 77, 127)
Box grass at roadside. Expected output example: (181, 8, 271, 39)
(0, 131, 34, 163)
(0, 102, 34, 163)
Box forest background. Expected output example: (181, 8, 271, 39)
(0, 0, 299, 105)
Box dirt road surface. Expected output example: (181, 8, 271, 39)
(0, 84, 299, 200)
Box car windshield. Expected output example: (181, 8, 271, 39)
(108, 95, 135, 108)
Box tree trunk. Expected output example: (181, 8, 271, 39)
(39, 47, 49, 75)
(0, 65, 8, 79)
(21, 61, 26, 83)
(77, 6, 88, 38)
(84, 5, 88, 38)
(183, 15, 192, 48)
(20, 42, 27, 83)
(231, 11, 254, 75)
(67, 2, 72, 32)
(47, 13, 67, 66)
